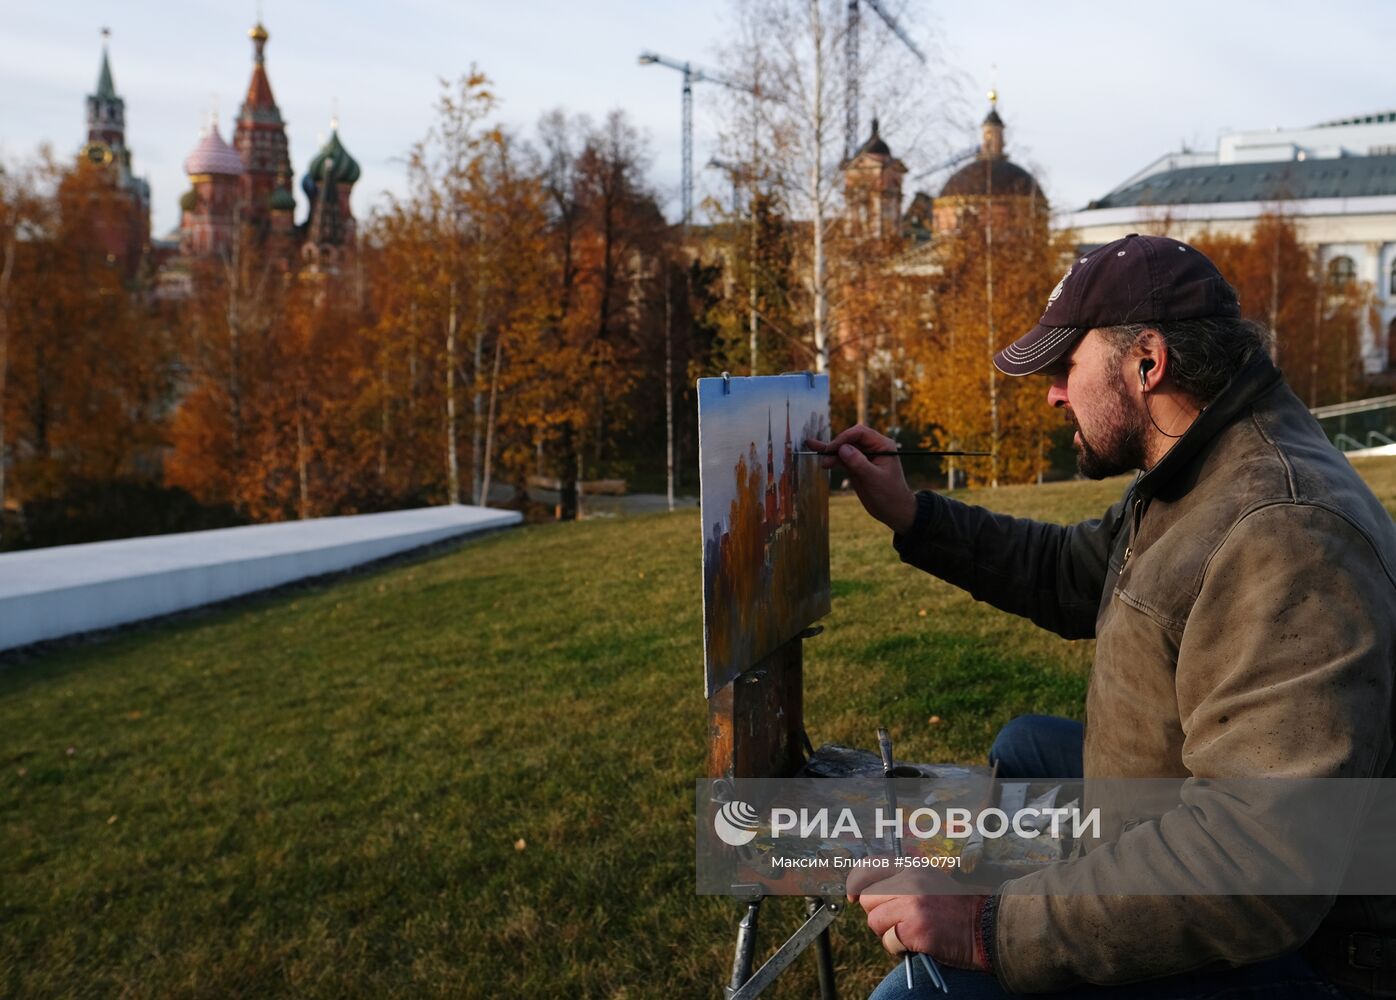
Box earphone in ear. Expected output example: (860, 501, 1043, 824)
(1139, 359, 1155, 388)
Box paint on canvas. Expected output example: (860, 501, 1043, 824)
(699, 373, 831, 697)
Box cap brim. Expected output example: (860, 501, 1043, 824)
(993, 325, 1084, 376)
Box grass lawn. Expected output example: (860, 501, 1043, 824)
(3, 460, 1395, 998)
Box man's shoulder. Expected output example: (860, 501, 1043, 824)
(1131, 382, 1396, 610)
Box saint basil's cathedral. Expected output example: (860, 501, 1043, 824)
(79, 23, 360, 288)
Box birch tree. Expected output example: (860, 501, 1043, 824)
(714, 0, 955, 377)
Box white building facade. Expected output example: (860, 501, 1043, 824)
(1056, 112, 1396, 373)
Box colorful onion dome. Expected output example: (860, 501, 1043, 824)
(179, 188, 197, 212)
(303, 129, 361, 192)
(269, 186, 295, 212)
(183, 125, 244, 177)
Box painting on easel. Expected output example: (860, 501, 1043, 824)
(699, 373, 831, 697)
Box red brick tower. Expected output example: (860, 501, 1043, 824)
(179, 122, 244, 258)
(233, 21, 294, 239)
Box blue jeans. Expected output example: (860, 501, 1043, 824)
(868, 951, 1350, 999)
(988, 713, 1084, 780)
(867, 715, 1351, 999)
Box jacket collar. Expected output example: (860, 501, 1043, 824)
(1134, 354, 1284, 501)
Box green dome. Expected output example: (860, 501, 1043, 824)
(269, 186, 295, 212)
(179, 188, 197, 212)
(303, 129, 361, 188)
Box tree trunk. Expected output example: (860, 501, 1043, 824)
(888, 355, 898, 432)
(984, 164, 1000, 488)
(480, 331, 503, 508)
(0, 227, 13, 545)
(558, 423, 578, 520)
(296, 392, 310, 520)
(810, 1, 830, 374)
(446, 279, 460, 504)
(665, 268, 675, 512)
(378, 346, 390, 482)
(855, 361, 868, 426)
(472, 242, 486, 504)
(749, 203, 760, 375)
(576, 449, 585, 521)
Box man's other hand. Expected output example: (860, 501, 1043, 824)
(804, 424, 919, 534)
(846, 866, 990, 972)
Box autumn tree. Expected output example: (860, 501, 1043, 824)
(714, 0, 954, 376)
(532, 109, 669, 517)
(1190, 212, 1376, 407)
(904, 198, 1073, 486)
(702, 187, 807, 377)
(2, 152, 174, 529)
(165, 212, 287, 514)
(398, 70, 502, 505)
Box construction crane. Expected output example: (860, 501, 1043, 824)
(845, 0, 926, 162)
(638, 51, 758, 228)
(706, 157, 744, 215)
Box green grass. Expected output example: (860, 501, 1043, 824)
(2, 465, 1392, 998)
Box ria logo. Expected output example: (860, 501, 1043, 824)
(714, 800, 761, 846)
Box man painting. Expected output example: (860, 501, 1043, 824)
(809, 235, 1396, 998)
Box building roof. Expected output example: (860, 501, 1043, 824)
(242, 65, 279, 117)
(854, 118, 891, 158)
(1089, 154, 1396, 209)
(238, 22, 284, 126)
(95, 47, 117, 101)
(269, 186, 295, 212)
(1316, 109, 1396, 128)
(184, 126, 244, 177)
(303, 130, 361, 190)
(940, 156, 1044, 200)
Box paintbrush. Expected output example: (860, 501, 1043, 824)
(877, 727, 950, 994)
(794, 449, 991, 458)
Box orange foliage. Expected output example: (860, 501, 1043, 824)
(1191, 213, 1375, 407)
(903, 203, 1075, 485)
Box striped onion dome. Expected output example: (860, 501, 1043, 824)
(183, 125, 244, 177)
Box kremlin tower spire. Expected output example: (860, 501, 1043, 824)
(233, 20, 293, 238)
(79, 27, 151, 278)
(87, 28, 125, 151)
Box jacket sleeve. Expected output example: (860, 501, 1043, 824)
(990, 502, 1396, 993)
(891, 488, 1129, 640)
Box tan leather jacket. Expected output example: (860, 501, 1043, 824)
(894, 357, 1396, 994)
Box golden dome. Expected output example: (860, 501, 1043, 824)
(249, 22, 269, 42)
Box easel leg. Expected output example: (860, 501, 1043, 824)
(727, 898, 762, 997)
(807, 896, 838, 1000)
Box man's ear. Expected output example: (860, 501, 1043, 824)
(1134, 329, 1167, 391)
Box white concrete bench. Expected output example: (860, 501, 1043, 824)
(0, 504, 521, 652)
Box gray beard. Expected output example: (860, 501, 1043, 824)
(1073, 375, 1147, 480)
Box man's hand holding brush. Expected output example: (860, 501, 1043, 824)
(804, 424, 920, 534)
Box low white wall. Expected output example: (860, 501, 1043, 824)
(0, 505, 522, 652)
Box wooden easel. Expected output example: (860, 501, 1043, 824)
(707, 628, 840, 1000)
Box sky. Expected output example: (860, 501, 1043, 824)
(5, 1, 1396, 239)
